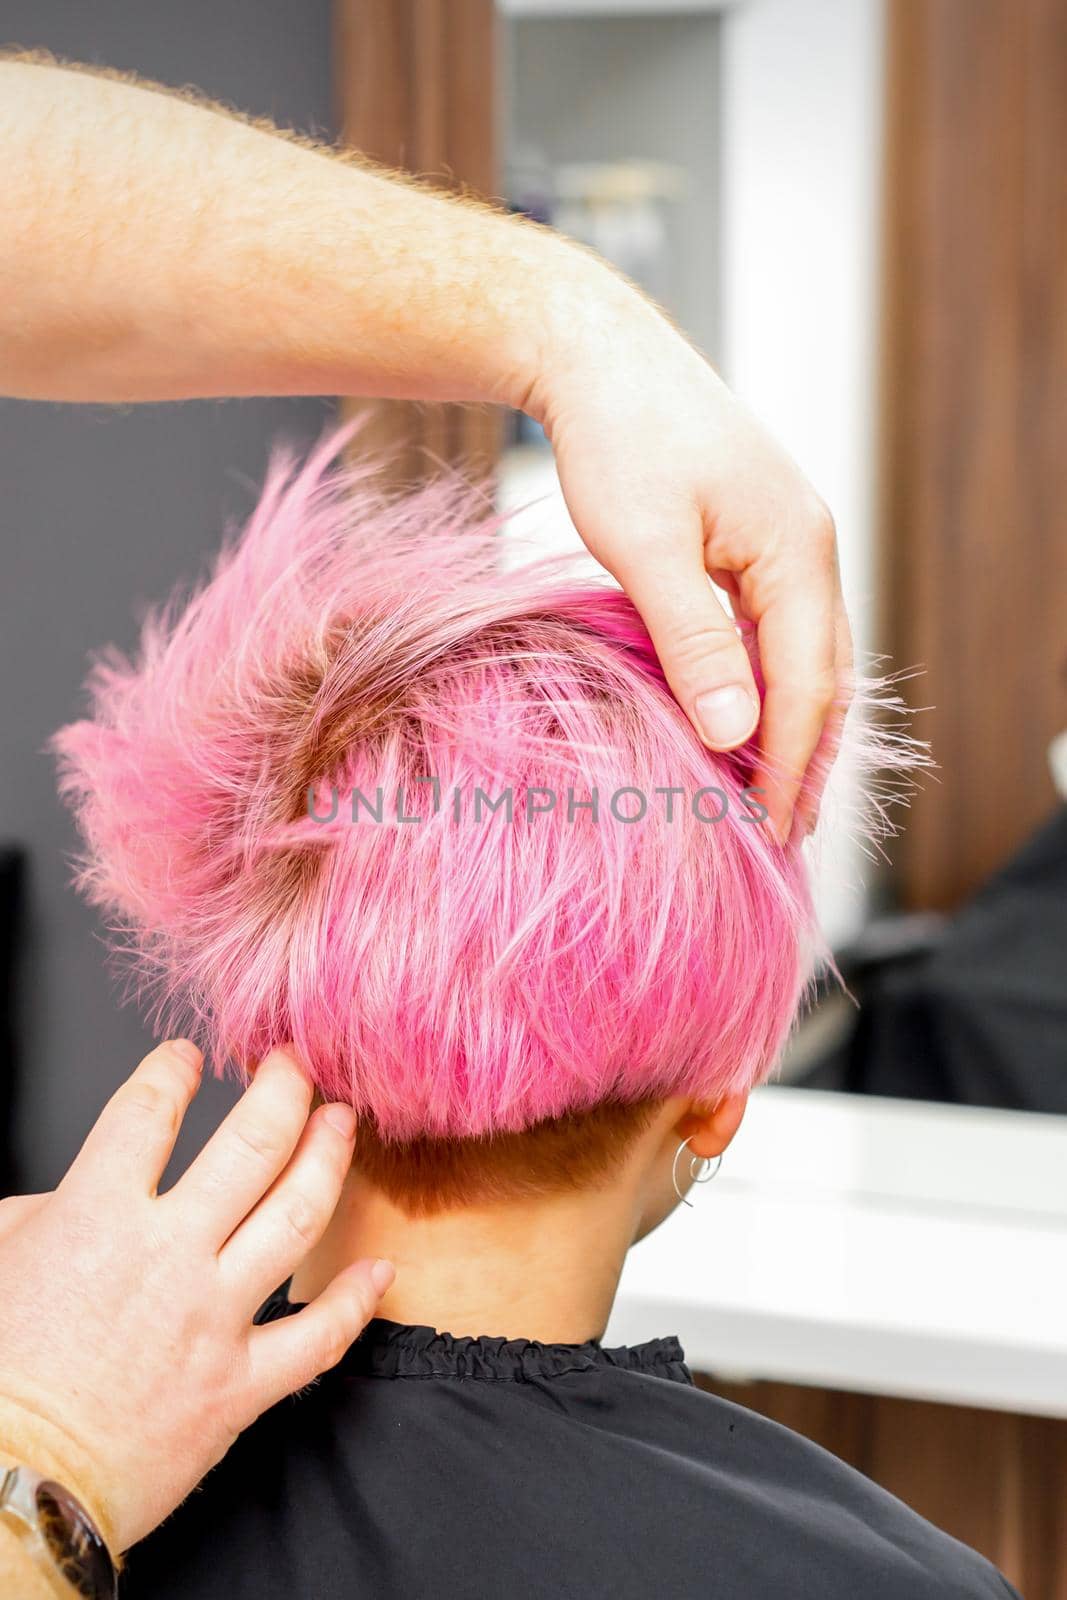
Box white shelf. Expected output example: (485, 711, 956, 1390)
(608, 1087, 1067, 1418)
(499, 1, 738, 16)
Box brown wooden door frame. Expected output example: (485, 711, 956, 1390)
(879, 0, 1067, 911)
(333, 0, 501, 486)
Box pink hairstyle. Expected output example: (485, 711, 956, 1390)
(52, 429, 906, 1139)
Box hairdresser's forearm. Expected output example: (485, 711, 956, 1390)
(0, 58, 620, 411)
(0, 1525, 54, 1600)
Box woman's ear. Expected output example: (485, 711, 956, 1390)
(674, 1092, 748, 1161)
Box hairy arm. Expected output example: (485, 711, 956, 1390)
(0, 54, 848, 838)
(0, 55, 563, 407)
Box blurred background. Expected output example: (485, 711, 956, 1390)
(0, 1, 1064, 1590)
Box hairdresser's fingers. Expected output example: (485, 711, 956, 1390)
(218, 1102, 357, 1305)
(610, 532, 761, 753)
(794, 600, 855, 837)
(168, 1046, 313, 1243)
(243, 1258, 395, 1415)
(61, 1039, 204, 1197)
(744, 557, 841, 844)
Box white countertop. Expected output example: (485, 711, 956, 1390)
(606, 1086, 1067, 1418)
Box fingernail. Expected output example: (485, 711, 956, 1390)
(169, 1039, 203, 1069)
(370, 1258, 396, 1296)
(323, 1103, 357, 1138)
(694, 686, 759, 750)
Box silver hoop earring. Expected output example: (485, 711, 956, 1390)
(671, 1137, 723, 1208)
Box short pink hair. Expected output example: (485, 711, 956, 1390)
(54, 431, 838, 1139)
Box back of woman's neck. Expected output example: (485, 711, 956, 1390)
(289, 1168, 636, 1345)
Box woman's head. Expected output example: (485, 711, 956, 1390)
(54, 431, 827, 1212)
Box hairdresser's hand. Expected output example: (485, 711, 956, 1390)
(0, 1041, 392, 1553)
(527, 289, 852, 842)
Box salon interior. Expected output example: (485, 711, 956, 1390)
(1, 1, 1064, 1594)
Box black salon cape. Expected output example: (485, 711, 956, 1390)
(122, 1292, 1019, 1600)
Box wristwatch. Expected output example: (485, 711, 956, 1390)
(0, 1465, 118, 1598)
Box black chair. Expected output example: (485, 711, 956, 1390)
(0, 846, 23, 1196)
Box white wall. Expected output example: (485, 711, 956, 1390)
(507, 11, 723, 366)
(720, 0, 888, 944)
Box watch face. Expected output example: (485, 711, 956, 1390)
(35, 1480, 115, 1598)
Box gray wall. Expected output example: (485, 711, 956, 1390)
(507, 13, 722, 366)
(0, 1, 336, 1187)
